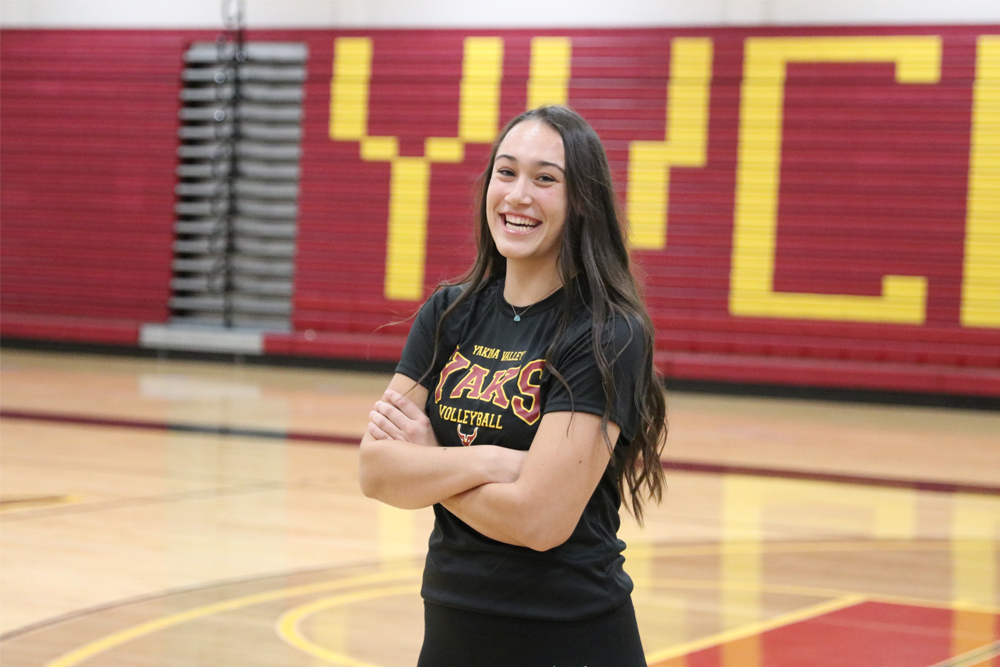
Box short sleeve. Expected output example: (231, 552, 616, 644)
(542, 314, 645, 443)
(395, 285, 464, 388)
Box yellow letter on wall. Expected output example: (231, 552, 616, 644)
(329, 37, 504, 300)
(527, 37, 572, 108)
(330, 36, 576, 300)
(329, 38, 372, 142)
(730, 36, 942, 324)
(961, 35, 1000, 329)
(628, 38, 714, 250)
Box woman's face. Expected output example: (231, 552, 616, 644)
(486, 119, 567, 270)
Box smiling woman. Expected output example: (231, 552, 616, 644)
(358, 105, 667, 666)
(486, 118, 568, 285)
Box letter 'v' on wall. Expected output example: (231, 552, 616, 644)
(729, 35, 942, 325)
(329, 36, 572, 301)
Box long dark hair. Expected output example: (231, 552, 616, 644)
(427, 105, 667, 523)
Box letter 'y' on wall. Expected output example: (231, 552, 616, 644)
(730, 36, 941, 325)
(961, 35, 1000, 328)
(527, 37, 572, 107)
(329, 36, 503, 300)
(628, 38, 713, 250)
(329, 36, 574, 300)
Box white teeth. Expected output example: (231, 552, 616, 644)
(504, 214, 538, 228)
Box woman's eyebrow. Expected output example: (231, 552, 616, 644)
(495, 154, 565, 173)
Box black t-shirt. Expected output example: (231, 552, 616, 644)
(395, 278, 645, 620)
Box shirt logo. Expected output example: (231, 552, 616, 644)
(435, 348, 545, 428)
(456, 424, 479, 446)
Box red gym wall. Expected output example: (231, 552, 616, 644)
(2, 26, 998, 396)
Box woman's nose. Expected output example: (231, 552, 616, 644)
(505, 177, 531, 205)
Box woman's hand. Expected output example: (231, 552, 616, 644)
(366, 386, 527, 484)
(360, 374, 526, 509)
(368, 388, 438, 447)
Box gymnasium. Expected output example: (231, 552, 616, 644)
(1, 1, 998, 665)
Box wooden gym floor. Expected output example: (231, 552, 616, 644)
(0, 348, 998, 666)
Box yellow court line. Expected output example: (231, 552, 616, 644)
(645, 594, 867, 664)
(0, 494, 81, 513)
(276, 583, 422, 667)
(928, 640, 1000, 667)
(43, 538, 999, 665)
(44, 568, 422, 667)
(962, 658, 1000, 667)
(644, 578, 1000, 615)
(268, 577, 1000, 667)
(648, 539, 984, 559)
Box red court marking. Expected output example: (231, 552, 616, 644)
(656, 602, 999, 667)
(0, 409, 358, 445)
(4, 408, 1000, 496)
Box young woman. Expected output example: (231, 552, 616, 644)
(359, 105, 667, 666)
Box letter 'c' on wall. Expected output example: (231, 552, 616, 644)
(961, 35, 1000, 328)
(729, 36, 942, 325)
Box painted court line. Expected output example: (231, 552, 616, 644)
(4, 408, 999, 495)
(645, 594, 868, 664)
(43, 568, 423, 667)
(928, 640, 1000, 667)
(0, 409, 358, 445)
(0, 482, 283, 522)
(0, 494, 80, 513)
(276, 584, 423, 667)
(644, 576, 1000, 617)
(658, 459, 1000, 496)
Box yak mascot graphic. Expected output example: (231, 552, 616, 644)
(456, 424, 479, 446)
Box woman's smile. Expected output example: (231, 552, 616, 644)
(486, 118, 567, 267)
(501, 213, 542, 233)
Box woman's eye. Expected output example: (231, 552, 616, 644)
(537, 174, 556, 183)
(496, 167, 515, 177)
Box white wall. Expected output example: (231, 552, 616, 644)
(2, 0, 999, 29)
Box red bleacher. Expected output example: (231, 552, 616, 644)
(2, 27, 997, 397)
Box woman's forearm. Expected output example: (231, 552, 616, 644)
(358, 437, 519, 510)
(441, 484, 532, 547)
(441, 481, 577, 551)
(440, 412, 617, 552)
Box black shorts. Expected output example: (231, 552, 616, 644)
(417, 597, 647, 667)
